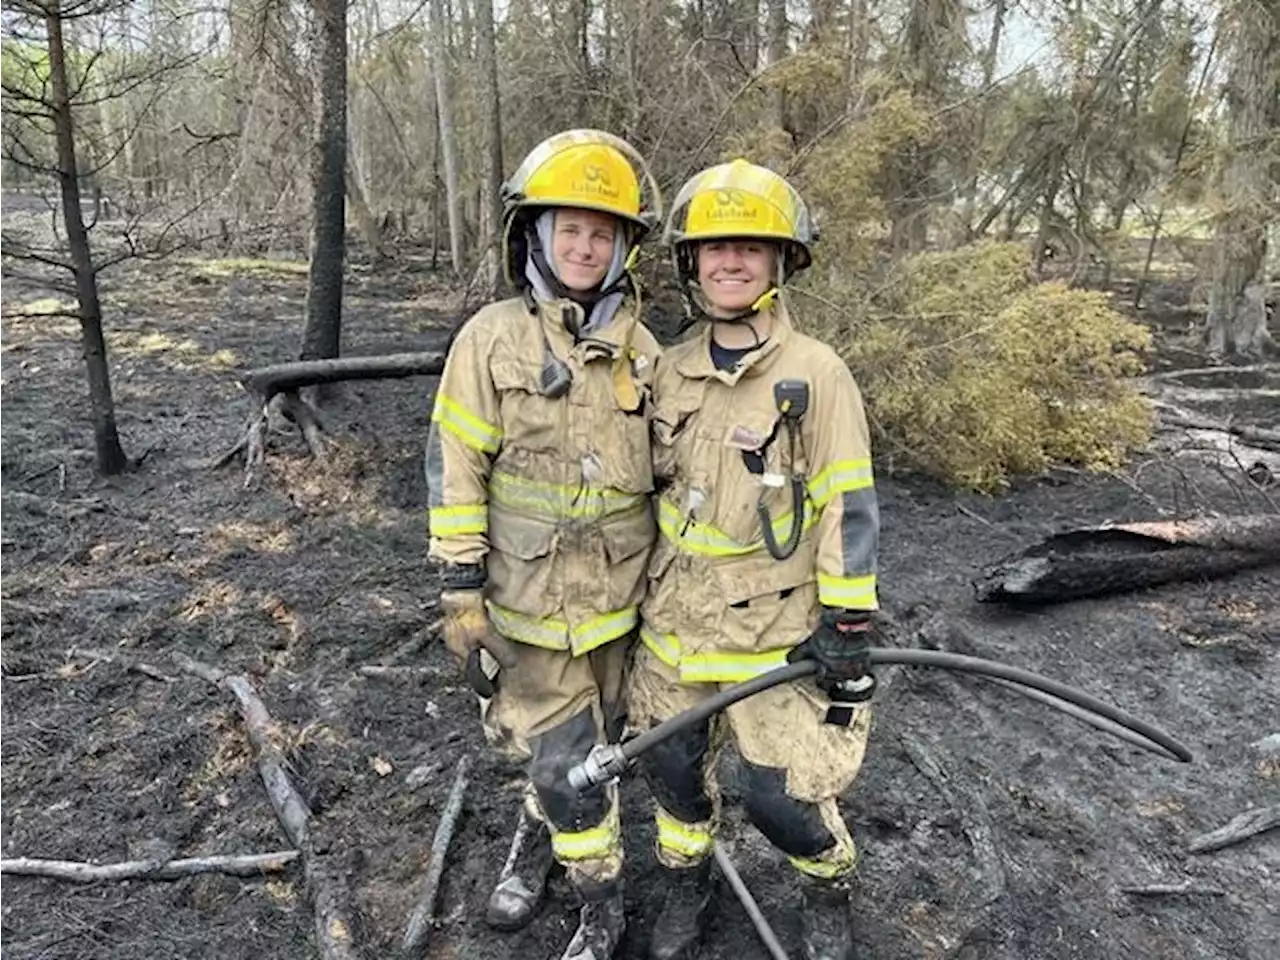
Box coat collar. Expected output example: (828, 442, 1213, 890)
(674, 297, 796, 384)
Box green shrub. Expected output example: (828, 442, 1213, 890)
(803, 243, 1152, 491)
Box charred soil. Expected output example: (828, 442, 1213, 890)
(2, 253, 1277, 960)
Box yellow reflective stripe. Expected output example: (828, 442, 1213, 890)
(806, 458, 874, 508)
(485, 603, 569, 650)
(655, 810, 714, 859)
(816, 573, 877, 608)
(432, 394, 503, 454)
(428, 503, 488, 536)
(789, 851, 855, 879)
(640, 624, 681, 668)
(657, 498, 816, 558)
(485, 602, 636, 653)
(678, 648, 791, 684)
(552, 822, 617, 861)
(572, 607, 639, 654)
(489, 471, 644, 521)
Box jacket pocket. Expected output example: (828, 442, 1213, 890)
(600, 506, 656, 611)
(491, 358, 562, 454)
(486, 507, 560, 618)
(711, 545, 817, 654)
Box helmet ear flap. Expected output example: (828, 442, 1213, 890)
(673, 243, 698, 287)
(502, 212, 532, 291)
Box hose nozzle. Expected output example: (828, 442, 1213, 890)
(567, 743, 629, 792)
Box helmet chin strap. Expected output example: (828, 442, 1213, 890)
(677, 245, 784, 338)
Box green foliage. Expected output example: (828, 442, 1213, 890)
(805, 243, 1152, 491)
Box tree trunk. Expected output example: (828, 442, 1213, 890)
(1206, 0, 1279, 358)
(962, 0, 1007, 235)
(845, 0, 870, 98)
(45, 6, 128, 475)
(765, 0, 787, 131)
(430, 0, 465, 276)
(476, 0, 505, 296)
(301, 0, 348, 362)
(345, 161, 386, 260)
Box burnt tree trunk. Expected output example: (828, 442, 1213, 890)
(475, 0, 505, 296)
(300, 0, 347, 363)
(46, 5, 128, 475)
(976, 516, 1280, 605)
(1206, 0, 1279, 358)
(430, 0, 464, 275)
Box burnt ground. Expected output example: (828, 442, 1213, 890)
(1, 245, 1277, 960)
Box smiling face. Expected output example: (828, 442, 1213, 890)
(550, 207, 620, 292)
(695, 239, 778, 316)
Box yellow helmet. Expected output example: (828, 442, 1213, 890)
(665, 159, 817, 283)
(501, 129, 661, 290)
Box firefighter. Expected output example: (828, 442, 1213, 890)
(425, 130, 663, 960)
(629, 159, 880, 960)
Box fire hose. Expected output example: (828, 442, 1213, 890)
(568, 648, 1193, 791)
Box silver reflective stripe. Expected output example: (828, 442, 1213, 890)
(425, 420, 445, 508)
(839, 486, 879, 578)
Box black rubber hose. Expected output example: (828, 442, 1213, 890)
(618, 649, 1193, 766)
(981, 677, 1184, 762)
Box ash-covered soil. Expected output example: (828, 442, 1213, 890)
(2, 251, 1276, 960)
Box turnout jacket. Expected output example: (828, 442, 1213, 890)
(427, 294, 661, 655)
(639, 299, 879, 683)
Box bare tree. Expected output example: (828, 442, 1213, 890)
(765, 0, 788, 130)
(430, 0, 463, 276)
(1206, 0, 1278, 357)
(2, 0, 137, 474)
(475, 0, 505, 295)
(300, 0, 347, 362)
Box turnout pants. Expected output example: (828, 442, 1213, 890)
(481, 637, 631, 887)
(627, 645, 872, 880)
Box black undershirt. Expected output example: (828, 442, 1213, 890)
(710, 338, 766, 372)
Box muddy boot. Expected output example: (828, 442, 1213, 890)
(559, 878, 626, 960)
(799, 876, 856, 960)
(648, 860, 713, 960)
(485, 813, 555, 931)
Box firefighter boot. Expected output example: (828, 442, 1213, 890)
(485, 813, 555, 931)
(559, 878, 627, 960)
(648, 860, 713, 960)
(799, 875, 856, 960)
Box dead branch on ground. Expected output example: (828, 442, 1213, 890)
(68, 646, 174, 682)
(402, 755, 471, 953)
(1118, 881, 1227, 897)
(1, 851, 298, 883)
(175, 654, 358, 960)
(215, 351, 446, 484)
(1187, 806, 1280, 854)
(899, 733, 1005, 906)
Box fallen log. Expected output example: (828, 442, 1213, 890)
(216, 351, 447, 480)
(402, 755, 471, 953)
(975, 515, 1280, 605)
(176, 655, 358, 960)
(1, 851, 298, 883)
(1187, 805, 1280, 854)
(241, 352, 447, 400)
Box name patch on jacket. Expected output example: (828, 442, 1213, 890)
(725, 424, 767, 450)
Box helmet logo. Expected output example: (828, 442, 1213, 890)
(709, 187, 758, 222)
(572, 161, 621, 203)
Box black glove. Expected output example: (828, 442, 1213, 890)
(788, 609, 877, 721)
